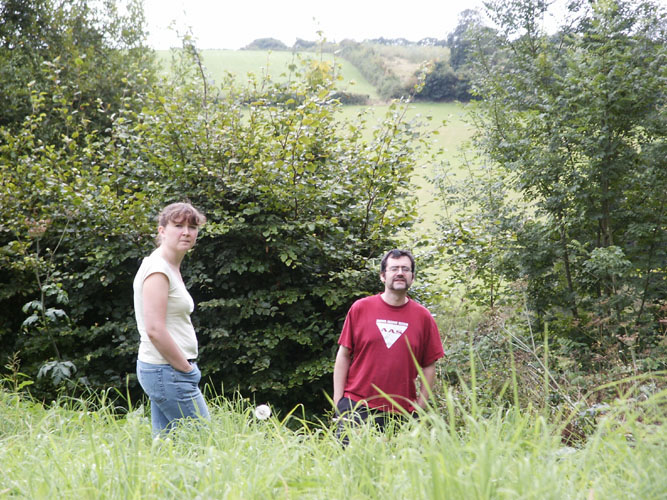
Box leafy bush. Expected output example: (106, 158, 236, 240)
(0, 0, 155, 141)
(0, 0, 158, 399)
(243, 37, 289, 51)
(436, 0, 667, 366)
(415, 60, 473, 101)
(330, 91, 370, 105)
(0, 28, 426, 413)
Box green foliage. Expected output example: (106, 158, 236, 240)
(448, 9, 483, 70)
(0, 9, 425, 411)
(0, 0, 155, 139)
(413, 8, 492, 101)
(340, 42, 406, 99)
(0, 0, 158, 397)
(438, 0, 667, 368)
(433, 158, 522, 309)
(415, 60, 473, 102)
(0, 382, 665, 499)
(243, 37, 289, 50)
(0, 75, 155, 396)
(115, 45, 422, 411)
(37, 360, 77, 385)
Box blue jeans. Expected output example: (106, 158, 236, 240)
(136, 360, 210, 435)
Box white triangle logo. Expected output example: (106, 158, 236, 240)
(376, 320, 409, 348)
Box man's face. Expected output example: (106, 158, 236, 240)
(380, 256, 414, 292)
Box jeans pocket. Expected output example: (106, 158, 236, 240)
(186, 363, 201, 381)
(171, 365, 201, 399)
(137, 364, 167, 404)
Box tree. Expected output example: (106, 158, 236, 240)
(433, 155, 522, 309)
(447, 9, 488, 70)
(415, 9, 496, 102)
(0, 0, 159, 394)
(0, 28, 427, 413)
(243, 38, 289, 50)
(0, 0, 155, 138)
(440, 0, 666, 365)
(416, 60, 472, 101)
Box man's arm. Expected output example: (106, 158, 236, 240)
(333, 345, 351, 406)
(415, 362, 437, 409)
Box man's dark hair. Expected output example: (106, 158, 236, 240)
(380, 249, 416, 274)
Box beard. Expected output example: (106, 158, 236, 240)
(387, 277, 410, 291)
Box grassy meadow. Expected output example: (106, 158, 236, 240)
(2, 49, 665, 499)
(156, 49, 475, 236)
(337, 101, 475, 234)
(156, 49, 381, 99)
(1, 383, 664, 499)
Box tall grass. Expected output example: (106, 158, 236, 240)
(1, 381, 664, 499)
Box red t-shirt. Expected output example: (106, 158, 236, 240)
(338, 294, 444, 413)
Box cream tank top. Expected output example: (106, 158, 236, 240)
(133, 249, 198, 364)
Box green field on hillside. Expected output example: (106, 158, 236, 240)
(338, 102, 475, 234)
(155, 49, 380, 99)
(155, 49, 475, 236)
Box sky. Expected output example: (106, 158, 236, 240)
(141, 0, 489, 50)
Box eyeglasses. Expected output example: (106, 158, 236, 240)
(387, 266, 412, 274)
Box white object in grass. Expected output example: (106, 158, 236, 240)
(254, 404, 271, 420)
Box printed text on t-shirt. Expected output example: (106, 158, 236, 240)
(375, 319, 408, 348)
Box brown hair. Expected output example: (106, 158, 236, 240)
(158, 202, 206, 227)
(155, 202, 206, 244)
(380, 249, 416, 274)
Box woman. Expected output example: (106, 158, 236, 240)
(134, 202, 210, 435)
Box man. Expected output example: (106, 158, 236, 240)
(333, 249, 444, 439)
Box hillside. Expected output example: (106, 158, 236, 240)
(154, 48, 473, 235)
(340, 42, 450, 94)
(155, 49, 381, 100)
(156, 39, 460, 103)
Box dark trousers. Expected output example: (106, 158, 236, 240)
(335, 397, 415, 446)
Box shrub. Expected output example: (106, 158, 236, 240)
(0, 42, 426, 414)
